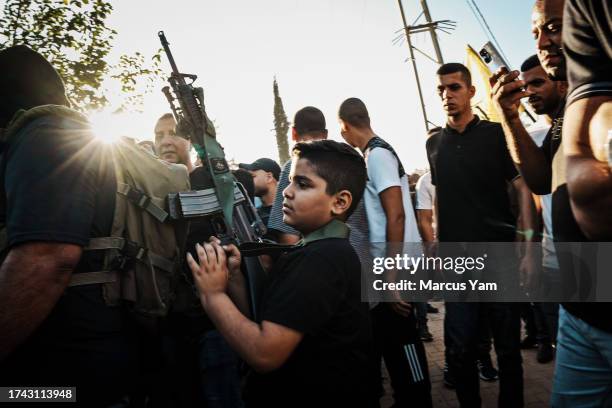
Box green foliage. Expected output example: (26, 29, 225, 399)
(0, 0, 163, 112)
(110, 49, 163, 113)
(273, 77, 290, 164)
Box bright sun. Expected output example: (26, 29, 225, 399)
(88, 111, 122, 144)
(88, 110, 150, 145)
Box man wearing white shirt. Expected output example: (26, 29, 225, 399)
(339, 97, 431, 408)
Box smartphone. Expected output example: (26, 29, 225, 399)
(479, 41, 510, 73)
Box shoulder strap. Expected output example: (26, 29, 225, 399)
(365, 136, 406, 179)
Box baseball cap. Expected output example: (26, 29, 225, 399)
(239, 158, 281, 180)
(293, 106, 327, 135)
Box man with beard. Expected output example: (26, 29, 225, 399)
(239, 158, 280, 226)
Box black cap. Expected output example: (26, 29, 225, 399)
(0, 45, 70, 127)
(293, 106, 327, 135)
(239, 158, 281, 180)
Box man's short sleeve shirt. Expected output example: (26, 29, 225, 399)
(5, 116, 115, 248)
(415, 171, 435, 210)
(425, 117, 518, 242)
(563, 0, 612, 107)
(363, 146, 421, 244)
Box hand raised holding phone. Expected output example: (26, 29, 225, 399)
(489, 67, 533, 122)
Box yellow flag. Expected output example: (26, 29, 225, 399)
(465, 44, 500, 123)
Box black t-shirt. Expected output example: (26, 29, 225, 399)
(560, 0, 612, 332)
(563, 0, 612, 107)
(245, 238, 372, 408)
(1, 114, 138, 406)
(426, 117, 519, 242)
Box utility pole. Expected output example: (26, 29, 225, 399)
(396, 0, 455, 131)
(398, 0, 430, 130)
(420, 0, 444, 64)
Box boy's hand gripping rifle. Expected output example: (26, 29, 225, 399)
(158, 31, 267, 319)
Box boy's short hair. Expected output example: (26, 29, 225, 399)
(292, 140, 366, 218)
(338, 97, 371, 129)
(436, 63, 472, 87)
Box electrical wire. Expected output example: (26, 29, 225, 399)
(465, 0, 511, 65)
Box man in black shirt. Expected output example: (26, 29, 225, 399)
(427, 63, 535, 408)
(0, 46, 137, 407)
(187, 140, 372, 408)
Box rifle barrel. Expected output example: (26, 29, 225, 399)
(158, 31, 182, 80)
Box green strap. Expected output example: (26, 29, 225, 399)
(117, 183, 169, 223)
(84, 237, 175, 273)
(198, 132, 235, 226)
(68, 271, 118, 287)
(239, 219, 349, 256)
(149, 252, 175, 273)
(85, 237, 125, 251)
(191, 100, 235, 226)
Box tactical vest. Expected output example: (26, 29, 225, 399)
(0, 105, 191, 318)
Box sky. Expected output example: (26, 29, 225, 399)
(89, 0, 537, 170)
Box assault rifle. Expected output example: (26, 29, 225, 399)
(158, 31, 267, 320)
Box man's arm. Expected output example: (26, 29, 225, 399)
(379, 186, 412, 315)
(561, 0, 612, 238)
(380, 186, 405, 242)
(0, 242, 81, 361)
(416, 209, 434, 243)
(564, 96, 612, 239)
(513, 177, 541, 291)
(514, 177, 538, 243)
(491, 69, 552, 194)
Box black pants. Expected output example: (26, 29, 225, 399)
(372, 304, 432, 408)
(445, 302, 523, 408)
(521, 302, 559, 344)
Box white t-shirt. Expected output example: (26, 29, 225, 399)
(415, 171, 435, 210)
(415, 171, 437, 239)
(364, 147, 421, 245)
(527, 123, 559, 270)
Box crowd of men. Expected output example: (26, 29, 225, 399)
(0, 0, 610, 407)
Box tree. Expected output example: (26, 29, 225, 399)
(0, 0, 162, 112)
(272, 77, 290, 164)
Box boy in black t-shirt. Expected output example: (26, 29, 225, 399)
(187, 140, 372, 408)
